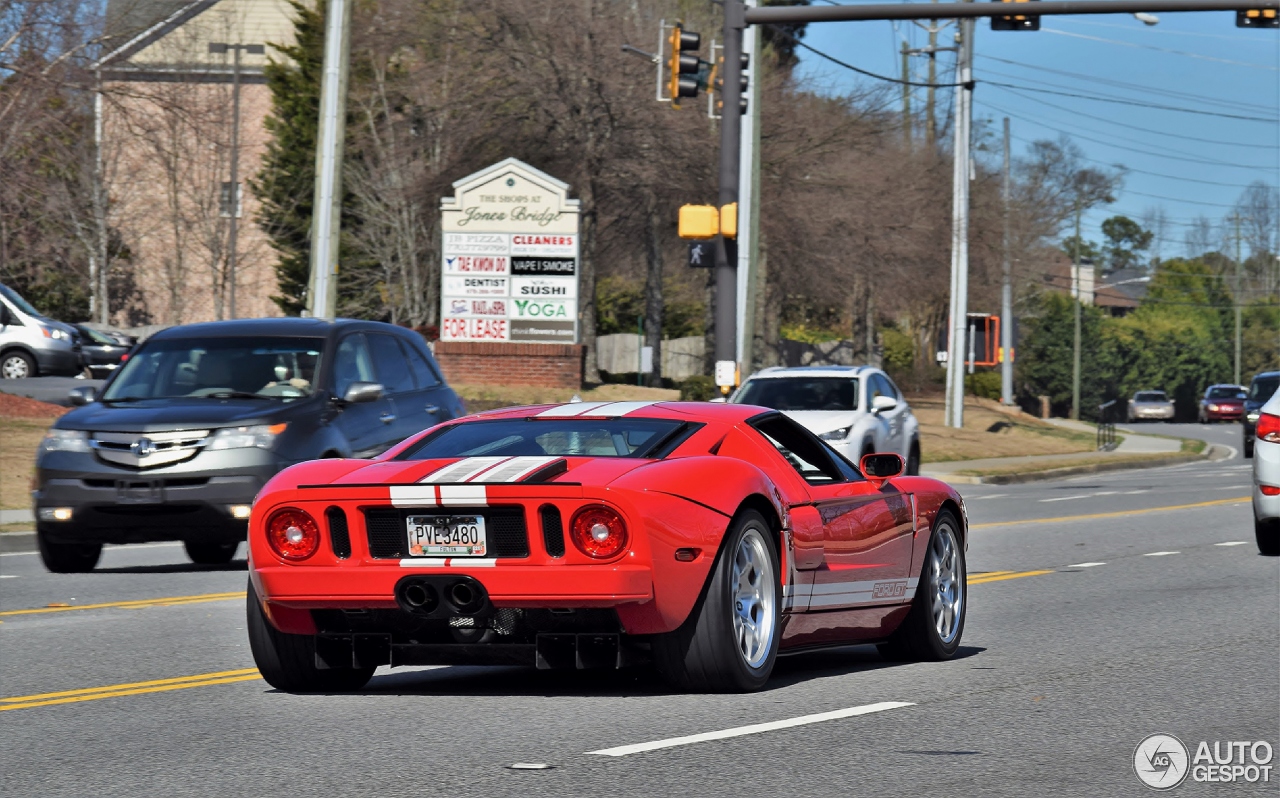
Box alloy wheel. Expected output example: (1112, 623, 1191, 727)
(928, 521, 964, 644)
(2, 356, 30, 379)
(730, 528, 776, 669)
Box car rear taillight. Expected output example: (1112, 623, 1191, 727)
(266, 508, 320, 561)
(569, 505, 628, 559)
(1258, 412, 1280, 444)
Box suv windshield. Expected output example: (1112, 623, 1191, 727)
(1134, 392, 1167, 402)
(735, 377, 859, 411)
(1207, 386, 1245, 400)
(400, 418, 685, 459)
(1250, 375, 1279, 403)
(102, 337, 324, 402)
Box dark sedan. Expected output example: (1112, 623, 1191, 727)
(73, 324, 133, 379)
(1199, 384, 1247, 424)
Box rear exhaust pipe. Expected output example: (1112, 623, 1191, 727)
(448, 580, 483, 614)
(401, 582, 438, 613)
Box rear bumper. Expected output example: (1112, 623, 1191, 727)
(1129, 406, 1174, 420)
(1205, 408, 1243, 421)
(256, 562, 655, 609)
(1254, 441, 1280, 522)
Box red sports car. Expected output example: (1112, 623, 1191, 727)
(246, 401, 968, 693)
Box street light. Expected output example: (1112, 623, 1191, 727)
(1132, 11, 1162, 22)
(209, 42, 264, 320)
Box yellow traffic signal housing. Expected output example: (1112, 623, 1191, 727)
(991, 0, 1040, 30)
(678, 205, 719, 240)
(667, 26, 703, 108)
(720, 203, 738, 239)
(1237, 8, 1279, 27)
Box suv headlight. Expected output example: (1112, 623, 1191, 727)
(41, 429, 90, 453)
(206, 423, 287, 451)
(40, 326, 70, 341)
(819, 426, 852, 441)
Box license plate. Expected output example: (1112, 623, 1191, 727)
(116, 480, 162, 504)
(405, 515, 487, 557)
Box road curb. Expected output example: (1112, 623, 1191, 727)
(927, 445, 1221, 486)
(1, 531, 36, 553)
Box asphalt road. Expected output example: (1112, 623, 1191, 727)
(1, 453, 1274, 796)
(0, 376, 103, 406)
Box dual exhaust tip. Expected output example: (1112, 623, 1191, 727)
(396, 576, 487, 617)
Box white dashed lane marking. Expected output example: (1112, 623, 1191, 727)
(1066, 562, 1107, 568)
(1214, 541, 1249, 547)
(1144, 551, 1181, 557)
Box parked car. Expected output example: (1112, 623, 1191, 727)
(1126, 390, 1174, 423)
(728, 366, 920, 475)
(0, 283, 82, 379)
(245, 401, 966, 693)
(32, 317, 464, 573)
(1252, 389, 1280, 555)
(1243, 371, 1280, 458)
(1198, 384, 1247, 423)
(73, 324, 132, 379)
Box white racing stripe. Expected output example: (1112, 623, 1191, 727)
(587, 701, 915, 757)
(472, 456, 560, 483)
(390, 485, 439, 507)
(795, 578, 918, 609)
(439, 485, 487, 506)
(398, 558, 497, 568)
(420, 457, 509, 484)
(535, 402, 610, 417)
(576, 401, 657, 417)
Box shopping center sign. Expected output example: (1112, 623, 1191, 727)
(439, 159, 581, 343)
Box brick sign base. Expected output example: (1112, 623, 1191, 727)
(433, 341, 586, 390)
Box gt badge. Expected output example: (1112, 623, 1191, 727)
(872, 580, 908, 600)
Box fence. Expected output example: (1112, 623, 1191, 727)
(595, 334, 705, 381)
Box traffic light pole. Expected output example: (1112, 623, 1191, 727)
(715, 1, 746, 370)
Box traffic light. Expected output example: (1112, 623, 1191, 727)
(1237, 8, 1279, 27)
(990, 0, 1040, 31)
(713, 52, 751, 116)
(668, 25, 703, 107)
(678, 205, 719, 240)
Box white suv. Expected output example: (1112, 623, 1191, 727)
(730, 365, 920, 475)
(1252, 389, 1280, 556)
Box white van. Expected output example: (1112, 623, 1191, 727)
(0, 283, 82, 378)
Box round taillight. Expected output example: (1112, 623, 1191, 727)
(266, 508, 320, 561)
(569, 505, 628, 559)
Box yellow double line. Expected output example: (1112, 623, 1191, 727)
(971, 497, 1249, 530)
(0, 668, 261, 712)
(967, 569, 1054, 585)
(0, 591, 241, 618)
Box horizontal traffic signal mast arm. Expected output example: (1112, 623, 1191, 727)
(744, 0, 1276, 23)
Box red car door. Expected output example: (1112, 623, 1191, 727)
(747, 414, 915, 612)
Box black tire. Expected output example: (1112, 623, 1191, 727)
(1257, 518, 1280, 557)
(246, 580, 374, 693)
(878, 509, 966, 662)
(37, 530, 101, 573)
(1, 350, 36, 379)
(184, 540, 239, 565)
(653, 509, 781, 692)
(906, 441, 921, 476)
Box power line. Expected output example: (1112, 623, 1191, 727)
(789, 32, 965, 88)
(1053, 17, 1280, 44)
(983, 80, 1278, 123)
(1040, 26, 1280, 71)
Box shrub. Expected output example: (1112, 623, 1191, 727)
(679, 375, 718, 401)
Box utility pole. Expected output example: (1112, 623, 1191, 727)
(91, 68, 108, 324)
(737, 10, 763, 371)
(307, 0, 353, 320)
(926, 8, 939, 148)
(1000, 117, 1014, 405)
(714, 1, 746, 373)
(209, 42, 264, 320)
(1232, 212, 1243, 385)
(901, 41, 912, 148)
(944, 15, 973, 429)
(1071, 202, 1083, 421)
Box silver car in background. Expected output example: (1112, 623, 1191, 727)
(0, 283, 81, 378)
(1126, 390, 1174, 423)
(1253, 390, 1280, 556)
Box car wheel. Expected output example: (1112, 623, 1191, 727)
(906, 441, 921, 476)
(184, 540, 239, 565)
(878, 509, 966, 661)
(246, 580, 375, 693)
(652, 509, 780, 692)
(1256, 518, 1280, 557)
(37, 530, 101, 573)
(1, 351, 35, 379)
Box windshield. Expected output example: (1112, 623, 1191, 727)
(1250, 376, 1280, 403)
(0, 284, 45, 318)
(78, 326, 118, 346)
(1134, 392, 1167, 402)
(1207, 386, 1245, 400)
(102, 337, 324, 402)
(734, 377, 859, 411)
(400, 418, 685, 460)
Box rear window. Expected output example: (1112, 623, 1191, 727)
(399, 418, 687, 459)
(1134, 392, 1167, 402)
(1250, 376, 1279, 403)
(734, 377, 859, 411)
(1207, 386, 1245, 400)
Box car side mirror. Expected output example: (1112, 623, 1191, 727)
(871, 395, 898, 414)
(68, 386, 96, 406)
(341, 381, 384, 404)
(861, 452, 904, 485)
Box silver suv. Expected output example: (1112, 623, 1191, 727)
(0, 283, 82, 378)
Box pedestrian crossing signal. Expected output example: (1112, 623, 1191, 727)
(991, 0, 1040, 30)
(1237, 8, 1279, 27)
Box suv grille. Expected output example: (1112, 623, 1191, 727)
(363, 507, 529, 559)
(89, 429, 210, 469)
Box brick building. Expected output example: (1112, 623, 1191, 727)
(97, 0, 297, 324)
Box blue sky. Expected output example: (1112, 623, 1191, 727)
(793, 8, 1280, 258)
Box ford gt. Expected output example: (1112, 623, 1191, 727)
(246, 401, 968, 693)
